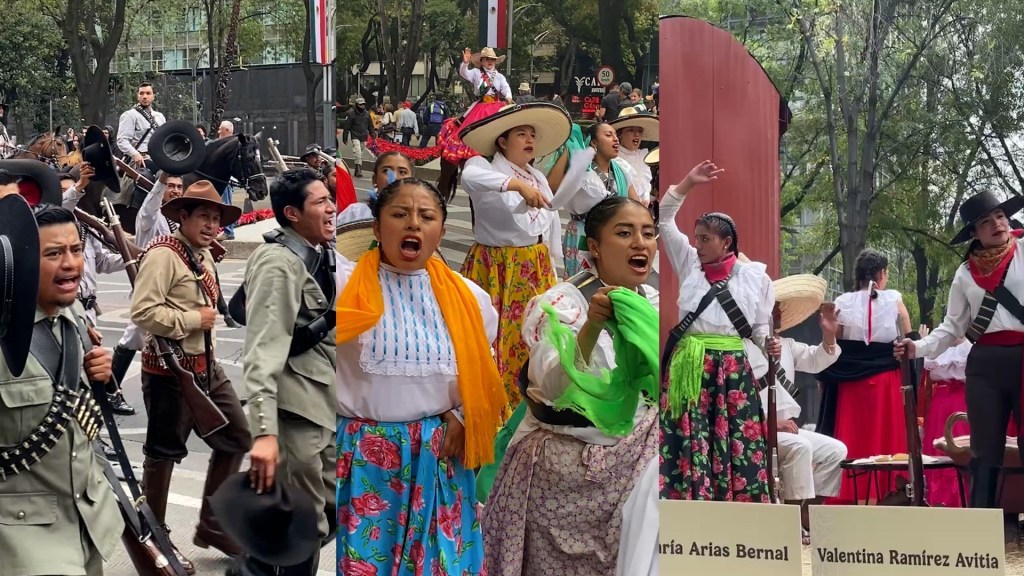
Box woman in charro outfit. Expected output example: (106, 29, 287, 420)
(817, 248, 914, 503)
(334, 178, 507, 575)
(436, 47, 514, 166)
(456, 102, 587, 415)
(658, 161, 774, 502)
(483, 196, 659, 575)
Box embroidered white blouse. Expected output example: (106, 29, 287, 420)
(916, 239, 1024, 359)
(923, 339, 971, 382)
(512, 278, 659, 447)
(658, 185, 775, 378)
(564, 164, 637, 218)
(616, 149, 652, 204)
(334, 255, 499, 422)
(835, 288, 902, 344)
(759, 338, 841, 422)
(458, 63, 512, 101)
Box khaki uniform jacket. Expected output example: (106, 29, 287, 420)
(130, 230, 218, 356)
(0, 303, 123, 575)
(242, 227, 337, 436)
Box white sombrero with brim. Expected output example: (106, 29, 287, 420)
(335, 219, 377, 262)
(461, 102, 572, 158)
(609, 108, 659, 142)
(644, 148, 659, 165)
(772, 274, 828, 332)
(471, 47, 507, 67)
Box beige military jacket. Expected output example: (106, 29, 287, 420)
(131, 230, 218, 356)
(0, 302, 123, 575)
(242, 227, 337, 435)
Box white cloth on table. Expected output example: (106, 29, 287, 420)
(334, 254, 498, 423)
(657, 184, 775, 378)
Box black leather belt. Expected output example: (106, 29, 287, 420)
(517, 361, 596, 428)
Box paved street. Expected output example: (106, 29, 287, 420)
(95, 261, 334, 576)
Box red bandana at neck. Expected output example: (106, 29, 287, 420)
(702, 253, 737, 283)
(968, 229, 1024, 292)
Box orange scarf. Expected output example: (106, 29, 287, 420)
(336, 249, 508, 468)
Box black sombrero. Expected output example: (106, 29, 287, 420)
(950, 190, 1024, 245)
(0, 194, 40, 376)
(80, 125, 121, 194)
(0, 159, 63, 206)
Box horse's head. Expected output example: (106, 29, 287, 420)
(200, 132, 267, 202)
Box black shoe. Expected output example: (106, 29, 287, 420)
(223, 315, 241, 328)
(109, 393, 136, 416)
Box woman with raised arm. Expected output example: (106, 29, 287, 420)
(658, 160, 774, 502)
(334, 178, 507, 575)
(483, 196, 659, 575)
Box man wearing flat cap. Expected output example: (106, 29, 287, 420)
(130, 180, 252, 565)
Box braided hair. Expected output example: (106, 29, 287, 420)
(854, 249, 888, 297)
(695, 212, 738, 254)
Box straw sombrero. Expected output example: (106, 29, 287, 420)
(609, 108, 659, 142)
(772, 274, 828, 332)
(470, 47, 507, 67)
(644, 148, 659, 165)
(461, 102, 572, 158)
(335, 218, 377, 262)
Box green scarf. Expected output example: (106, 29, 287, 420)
(667, 334, 745, 419)
(539, 287, 658, 437)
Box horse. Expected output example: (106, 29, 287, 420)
(74, 131, 268, 235)
(12, 132, 77, 170)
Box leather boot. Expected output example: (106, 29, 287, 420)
(969, 460, 1001, 509)
(110, 345, 137, 388)
(141, 459, 196, 574)
(194, 450, 244, 557)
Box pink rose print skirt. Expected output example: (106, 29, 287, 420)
(337, 416, 486, 576)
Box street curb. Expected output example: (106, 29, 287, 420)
(222, 241, 260, 261)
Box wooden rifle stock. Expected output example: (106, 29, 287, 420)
(113, 157, 227, 262)
(103, 200, 229, 438)
(765, 333, 783, 504)
(900, 339, 927, 506)
(74, 207, 141, 259)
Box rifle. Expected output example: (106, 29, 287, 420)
(899, 329, 927, 507)
(115, 157, 227, 262)
(765, 331, 783, 504)
(102, 197, 229, 438)
(265, 137, 290, 174)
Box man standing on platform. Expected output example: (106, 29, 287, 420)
(897, 190, 1024, 524)
(231, 169, 337, 575)
(116, 82, 166, 209)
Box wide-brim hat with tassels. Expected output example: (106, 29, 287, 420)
(461, 102, 572, 158)
(471, 47, 507, 67)
(772, 274, 828, 332)
(609, 108, 659, 142)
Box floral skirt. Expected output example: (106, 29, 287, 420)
(659, 347, 770, 502)
(460, 243, 556, 416)
(336, 415, 486, 576)
(439, 100, 506, 164)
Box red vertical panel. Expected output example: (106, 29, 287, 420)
(659, 16, 783, 344)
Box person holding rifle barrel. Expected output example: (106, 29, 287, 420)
(130, 180, 252, 564)
(226, 168, 337, 575)
(763, 274, 847, 543)
(897, 190, 1024, 526)
(0, 199, 123, 576)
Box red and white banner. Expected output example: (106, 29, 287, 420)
(311, 0, 329, 64)
(478, 0, 508, 49)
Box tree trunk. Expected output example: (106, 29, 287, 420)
(60, 0, 128, 125)
(597, 0, 628, 82)
(301, 0, 322, 141)
(210, 0, 243, 130)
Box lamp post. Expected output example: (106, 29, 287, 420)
(506, 2, 539, 77)
(529, 30, 552, 89)
(190, 46, 210, 125)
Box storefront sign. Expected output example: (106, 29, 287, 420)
(810, 506, 1005, 575)
(660, 500, 803, 576)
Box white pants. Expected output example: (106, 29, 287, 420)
(777, 429, 847, 501)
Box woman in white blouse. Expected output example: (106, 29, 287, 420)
(817, 249, 913, 503)
(659, 160, 774, 502)
(920, 338, 972, 507)
(458, 102, 586, 415)
(609, 108, 658, 206)
(550, 122, 640, 277)
(334, 177, 508, 575)
(483, 195, 659, 576)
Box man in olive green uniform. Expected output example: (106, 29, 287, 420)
(0, 204, 123, 576)
(232, 169, 337, 575)
(130, 180, 252, 564)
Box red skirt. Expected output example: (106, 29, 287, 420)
(439, 99, 506, 164)
(828, 368, 906, 503)
(921, 379, 969, 507)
